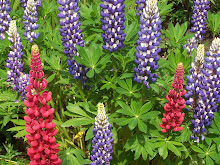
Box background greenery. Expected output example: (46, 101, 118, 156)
(0, 0, 220, 164)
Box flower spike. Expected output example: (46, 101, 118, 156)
(100, 0, 126, 52)
(23, 0, 40, 43)
(133, 0, 161, 89)
(24, 45, 61, 165)
(6, 20, 30, 100)
(190, 38, 220, 142)
(159, 63, 186, 133)
(190, 0, 210, 41)
(91, 103, 114, 165)
(0, 0, 11, 40)
(58, 0, 89, 84)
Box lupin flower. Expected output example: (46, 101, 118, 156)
(58, 0, 89, 84)
(24, 45, 61, 165)
(0, 0, 11, 40)
(133, 0, 161, 89)
(23, 0, 40, 43)
(159, 63, 186, 133)
(6, 20, 30, 100)
(183, 37, 197, 56)
(91, 103, 114, 165)
(18, 73, 30, 100)
(185, 44, 205, 111)
(135, 0, 146, 16)
(100, 0, 126, 52)
(20, 0, 42, 9)
(190, 38, 220, 142)
(190, 0, 210, 41)
(6, 21, 24, 88)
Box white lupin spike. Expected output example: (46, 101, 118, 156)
(195, 44, 205, 64)
(210, 38, 220, 54)
(7, 20, 17, 40)
(143, 0, 158, 17)
(97, 103, 106, 120)
(27, 0, 35, 7)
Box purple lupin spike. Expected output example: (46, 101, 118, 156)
(133, 0, 161, 89)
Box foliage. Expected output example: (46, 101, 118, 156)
(207, 11, 220, 38)
(0, 0, 219, 165)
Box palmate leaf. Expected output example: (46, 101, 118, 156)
(116, 100, 158, 132)
(191, 143, 220, 164)
(62, 102, 96, 127)
(59, 148, 90, 165)
(124, 135, 154, 160)
(115, 79, 141, 98)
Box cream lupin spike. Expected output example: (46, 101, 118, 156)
(97, 103, 106, 120)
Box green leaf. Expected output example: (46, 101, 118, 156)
(206, 156, 214, 165)
(14, 129, 27, 138)
(137, 119, 147, 133)
(10, 119, 25, 125)
(167, 142, 181, 157)
(66, 103, 92, 118)
(139, 102, 153, 115)
(86, 69, 94, 78)
(55, 78, 70, 84)
(128, 118, 138, 130)
(116, 118, 133, 126)
(117, 101, 135, 117)
(61, 118, 94, 127)
(47, 73, 56, 83)
(134, 146, 142, 160)
(191, 145, 204, 153)
(7, 126, 26, 132)
(142, 148, 148, 160)
(85, 126, 93, 141)
(158, 143, 168, 159)
(140, 111, 160, 120)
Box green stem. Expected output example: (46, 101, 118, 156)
(49, 100, 71, 141)
(57, 94, 66, 121)
(77, 81, 87, 103)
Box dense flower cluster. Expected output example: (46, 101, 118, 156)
(20, 0, 42, 9)
(184, 37, 197, 56)
(185, 44, 205, 111)
(58, 0, 89, 84)
(133, 0, 161, 89)
(91, 103, 114, 165)
(190, 38, 220, 142)
(18, 73, 30, 100)
(159, 63, 186, 133)
(23, 0, 40, 43)
(190, 0, 210, 41)
(135, 0, 146, 16)
(0, 0, 11, 40)
(5, 20, 29, 100)
(24, 45, 61, 165)
(100, 0, 126, 52)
